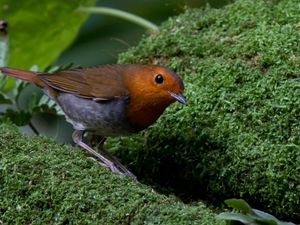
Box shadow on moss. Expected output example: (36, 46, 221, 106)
(110, 130, 226, 202)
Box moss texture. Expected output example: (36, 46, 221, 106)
(113, 0, 300, 222)
(0, 124, 220, 224)
(2, 0, 300, 223)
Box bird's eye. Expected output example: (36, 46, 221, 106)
(155, 74, 164, 84)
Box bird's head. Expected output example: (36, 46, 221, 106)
(125, 64, 186, 130)
(127, 65, 186, 105)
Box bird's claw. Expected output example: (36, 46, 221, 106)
(73, 130, 137, 180)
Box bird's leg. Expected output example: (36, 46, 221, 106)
(72, 130, 125, 176)
(94, 137, 136, 179)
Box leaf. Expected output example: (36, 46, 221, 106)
(225, 199, 252, 214)
(12, 80, 29, 99)
(254, 217, 278, 225)
(276, 222, 296, 225)
(0, 93, 11, 104)
(26, 92, 39, 113)
(252, 209, 279, 221)
(0, 77, 16, 93)
(253, 210, 295, 225)
(44, 63, 76, 73)
(32, 104, 57, 115)
(217, 212, 254, 224)
(36, 95, 64, 115)
(0, 0, 96, 69)
(2, 109, 31, 126)
(220, 200, 297, 225)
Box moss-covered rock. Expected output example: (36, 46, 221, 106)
(112, 0, 300, 222)
(0, 124, 220, 224)
(2, 0, 300, 223)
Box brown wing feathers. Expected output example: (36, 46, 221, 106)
(39, 65, 130, 99)
(39, 70, 92, 97)
(1, 65, 132, 99)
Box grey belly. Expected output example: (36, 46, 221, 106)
(56, 93, 136, 136)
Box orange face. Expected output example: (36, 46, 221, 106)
(127, 65, 185, 105)
(125, 65, 186, 130)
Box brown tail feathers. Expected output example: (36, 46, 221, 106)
(0, 67, 45, 87)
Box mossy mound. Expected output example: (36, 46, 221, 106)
(0, 124, 220, 224)
(112, 0, 300, 222)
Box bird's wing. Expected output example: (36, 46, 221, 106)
(38, 65, 130, 100)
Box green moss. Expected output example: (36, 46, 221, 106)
(0, 124, 220, 224)
(2, 0, 300, 223)
(114, 0, 300, 222)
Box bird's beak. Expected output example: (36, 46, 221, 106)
(168, 91, 187, 105)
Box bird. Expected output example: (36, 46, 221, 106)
(0, 64, 186, 179)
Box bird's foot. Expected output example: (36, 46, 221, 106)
(72, 130, 136, 180)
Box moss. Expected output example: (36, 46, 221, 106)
(0, 124, 220, 224)
(113, 0, 300, 222)
(2, 0, 300, 223)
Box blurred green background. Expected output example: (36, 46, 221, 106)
(56, 0, 232, 66)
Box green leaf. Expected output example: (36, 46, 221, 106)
(2, 109, 31, 126)
(0, 93, 11, 104)
(26, 92, 38, 113)
(252, 209, 279, 221)
(12, 80, 28, 100)
(217, 212, 254, 224)
(225, 199, 252, 214)
(253, 210, 295, 225)
(0, 0, 96, 69)
(32, 104, 57, 115)
(0, 75, 16, 93)
(37, 95, 64, 115)
(276, 222, 296, 225)
(43, 63, 76, 73)
(0, 77, 16, 93)
(220, 200, 296, 225)
(254, 217, 277, 225)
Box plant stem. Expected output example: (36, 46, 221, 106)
(78, 6, 159, 32)
(29, 121, 39, 135)
(0, 20, 8, 67)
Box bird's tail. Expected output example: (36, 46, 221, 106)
(0, 67, 45, 87)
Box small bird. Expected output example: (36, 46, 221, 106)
(0, 64, 186, 178)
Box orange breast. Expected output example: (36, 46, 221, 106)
(126, 96, 174, 130)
